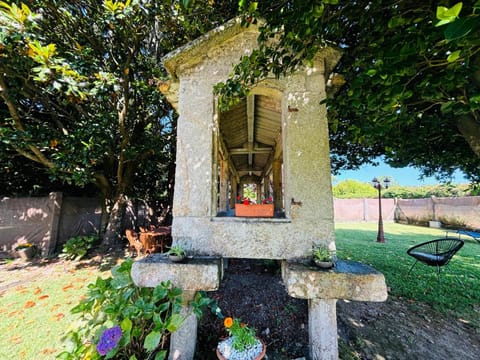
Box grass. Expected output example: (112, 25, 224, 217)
(335, 222, 480, 328)
(0, 223, 478, 359)
(0, 259, 111, 360)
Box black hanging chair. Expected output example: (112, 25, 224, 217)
(407, 238, 464, 279)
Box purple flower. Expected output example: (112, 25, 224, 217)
(96, 325, 122, 356)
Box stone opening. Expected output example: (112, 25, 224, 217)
(215, 92, 284, 218)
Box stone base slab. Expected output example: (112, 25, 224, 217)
(282, 259, 388, 302)
(131, 254, 221, 291)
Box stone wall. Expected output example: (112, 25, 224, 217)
(166, 19, 341, 260)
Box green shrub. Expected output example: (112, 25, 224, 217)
(56, 258, 184, 360)
(60, 235, 96, 261)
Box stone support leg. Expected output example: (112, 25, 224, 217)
(169, 291, 197, 360)
(308, 298, 338, 360)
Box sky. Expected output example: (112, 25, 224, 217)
(333, 160, 468, 186)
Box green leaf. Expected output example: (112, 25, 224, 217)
(440, 101, 455, 113)
(180, 0, 191, 10)
(155, 351, 167, 360)
(444, 17, 477, 41)
(166, 313, 184, 332)
(143, 331, 161, 352)
(436, 3, 463, 26)
(366, 69, 377, 76)
(447, 50, 461, 62)
(153, 285, 168, 300)
(470, 95, 480, 104)
(388, 16, 406, 29)
(121, 317, 132, 333)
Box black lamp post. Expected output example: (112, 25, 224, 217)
(372, 177, 390, 243)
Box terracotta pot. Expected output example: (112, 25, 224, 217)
(216, 338, 266, 360)
(235, 204, 274, 218)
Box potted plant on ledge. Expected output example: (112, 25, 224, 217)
(312, 244, 334, 269)
(217, 316, 266, 360)
(166, 245, 186, 262)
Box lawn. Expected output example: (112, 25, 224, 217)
(0, 258, 112, 360)
(335, 222, 480, 328)
(0, 223, 478, 359)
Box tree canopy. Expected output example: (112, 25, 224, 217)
(0, 0, 237, 244)
(219, 0, 480, 182)
(332, 178, 476, 198)
(2, 0, 480, 244)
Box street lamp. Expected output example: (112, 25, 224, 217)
(372, 177, 390, 243)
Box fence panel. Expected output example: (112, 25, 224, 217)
(433, 196, 480, 229)
(334, 198, 395, 222)
(56, 197, 103, 251)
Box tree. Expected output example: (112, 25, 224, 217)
(332, 179, 377, 198)
(0, 0, 238, 246)
(218, 1, 480, 182)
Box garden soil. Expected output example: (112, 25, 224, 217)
(195, 258, 480, 360)
(1, 255, 478, 360)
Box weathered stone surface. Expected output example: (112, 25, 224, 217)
(282, 260, 388, 301)
(162, 15, 341, 260)
(174, 217, 335, 259)
(309, 299, 338, 360)
(156, 16, 385, 360)
(131, 255, 221, 291)
(169, 291, 198, 360)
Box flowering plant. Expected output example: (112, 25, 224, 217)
(15, 243, 33, 250)
(57, 258, 184, 360)
(96, 326, 122, 356)
(223, 316, 257, 352)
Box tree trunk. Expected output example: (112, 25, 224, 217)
(102, 194, 128, 249)
(456, 114, 480, 158)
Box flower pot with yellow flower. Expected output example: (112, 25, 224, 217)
(216, 317, 266, 360)
(15, 243, 36, 260)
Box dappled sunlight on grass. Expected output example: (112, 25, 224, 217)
(335, 222, 480, 328)
(0, 260, 109, 359)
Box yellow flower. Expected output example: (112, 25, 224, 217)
(224, 317, 233, 328)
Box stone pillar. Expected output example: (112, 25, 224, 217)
(131, 256, 221, 360)
(272, 159, 282, 211)
(169, 291, 197, 360)
(282, 260, 388, 360)
(308, 298, 338, 360)
(219, 159, 228, 212)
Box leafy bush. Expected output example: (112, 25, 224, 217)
(60, 235, 96, 261)
(57, 258, 184, 360)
